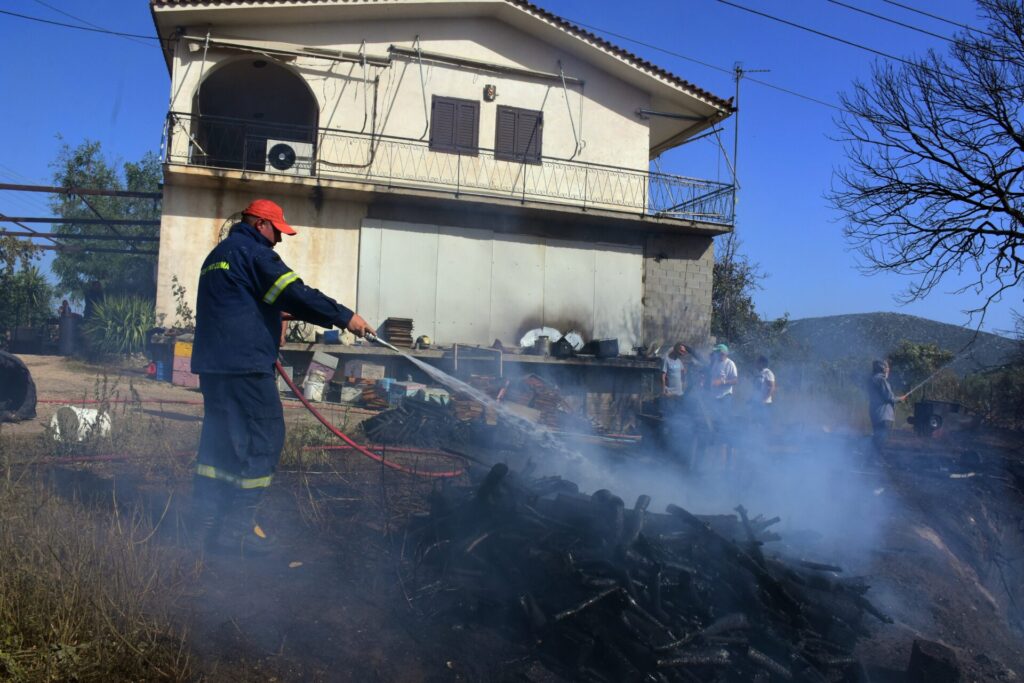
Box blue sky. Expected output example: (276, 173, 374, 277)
(1, 0, 1018, 333)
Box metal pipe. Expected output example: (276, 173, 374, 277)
(0, 232, 159, 241)
(0, 217, 160, 226)
(0, 183, 161, 199)
(18, 243, 158, 255)
(389, 44, 583, 85)
(636, 109, 707, 121)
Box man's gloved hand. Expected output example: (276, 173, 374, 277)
(346, 313, 376, 339)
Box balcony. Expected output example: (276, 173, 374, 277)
(165, 112, 734, 227)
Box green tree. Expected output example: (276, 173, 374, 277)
(0, 265, 55, 339)
(49, 139, 161, 301)
(0, 233, 37, 277)
(711, 236, 788, 349)
(888, 340, 955, 393)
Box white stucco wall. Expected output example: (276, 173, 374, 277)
(357, 218, 643, 348)
(166, 16, 651, 173)
(155, 178, 365, 327)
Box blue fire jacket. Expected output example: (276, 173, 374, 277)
(191, 222, 354, 374)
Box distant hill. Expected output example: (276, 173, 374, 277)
(777, 312, 1017, 376)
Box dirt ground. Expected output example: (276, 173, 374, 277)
(5, 355, 1024, 681)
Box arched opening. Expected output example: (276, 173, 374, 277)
(191, 57, 318, 173)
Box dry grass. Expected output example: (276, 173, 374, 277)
(0, 473, 195, 682)
(0, 369, 200, 682)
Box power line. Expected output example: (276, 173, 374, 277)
(4, 2, 846, 115)
(882, 0, 998, 40)
(826, 0, 954, 44)
(565, 16, 847, 112)
(828, 0, 1005, 61)
(32, 0, 152, 47)
(0, 9, 163, 42)
(716, 0, 961, 81)
(716, 0, 921, 68)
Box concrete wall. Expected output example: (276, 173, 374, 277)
(167, 16, 651, 172)
(155, 179, 365, 325)
(357, 218, 643, 348)
(642, 233, 714, 351)
(157, 177, 714, 347)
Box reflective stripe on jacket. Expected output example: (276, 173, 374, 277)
(191, 222, 354, 374)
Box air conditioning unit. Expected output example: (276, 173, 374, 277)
(265, 139, 314, 176)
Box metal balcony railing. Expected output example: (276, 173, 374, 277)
(165, 112, 734, 226)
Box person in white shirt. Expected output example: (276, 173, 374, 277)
(709, 344, 738, 399)
(756, 356, 776, 404)
(708, 343, 739, 465)
(662, 342, 689, 398)
(750, 355, 776, 430)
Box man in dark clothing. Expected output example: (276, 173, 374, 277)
(191, 199, 374, 555)
(868, 359, 905, 460)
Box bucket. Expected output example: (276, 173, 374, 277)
(303, 368, 327, 402)
(533, 335, 551, 356)
(50, 406, 112, 442)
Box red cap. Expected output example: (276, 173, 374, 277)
(242, 199, 296, 236)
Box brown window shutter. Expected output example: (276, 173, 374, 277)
(495, 106, 542, 164)
(518, 110, 542, 164)
(495, 106, 517, 161)
(430, 97, 456, 152)
(431, 96, 479, 155)
(455, 100, 479, 155)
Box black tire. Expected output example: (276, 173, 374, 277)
(0, 350, 37, 423)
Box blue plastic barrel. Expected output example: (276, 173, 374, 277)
(155, 360, 171, 382)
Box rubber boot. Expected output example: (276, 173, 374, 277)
(191, 476, 234, 553)
(225, 488, 277, 558)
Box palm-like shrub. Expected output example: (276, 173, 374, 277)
(83, 295, 155, 356)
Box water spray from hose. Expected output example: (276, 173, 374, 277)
(901, 335, 999, 398)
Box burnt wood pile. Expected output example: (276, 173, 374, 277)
(363, 397, 472, 449)
(405, 463, 890, 682)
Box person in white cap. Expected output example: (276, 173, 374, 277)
(708, 343, 739, 465)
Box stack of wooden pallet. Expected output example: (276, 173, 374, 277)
(361, 385, 390, 410)
(381, 318, 414, 348)
(522, 374, 569, 428)
(452, 393, 485, 421)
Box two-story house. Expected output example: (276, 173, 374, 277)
(150, 0, 734, 353)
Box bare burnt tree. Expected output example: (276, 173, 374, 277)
(831, 0, 1024, 323)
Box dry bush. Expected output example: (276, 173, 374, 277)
(0, 476, 194, 682)
(35, 373, 198, 482)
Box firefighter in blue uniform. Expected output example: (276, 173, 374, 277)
(191, 199, 374, 554)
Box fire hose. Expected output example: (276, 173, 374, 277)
(274, 359, 465, 479)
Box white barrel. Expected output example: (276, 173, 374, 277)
(50, 406, 112, 442)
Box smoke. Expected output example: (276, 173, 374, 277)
(549, 427, 894, 568)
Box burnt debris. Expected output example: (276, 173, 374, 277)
(363, 397, 470, 449)
(403, 463, 889, 682)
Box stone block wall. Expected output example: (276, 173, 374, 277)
(642, 233, 714, 350)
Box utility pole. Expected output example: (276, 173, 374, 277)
(731, 62, 769, 240)
(717, 63, 768, 342)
